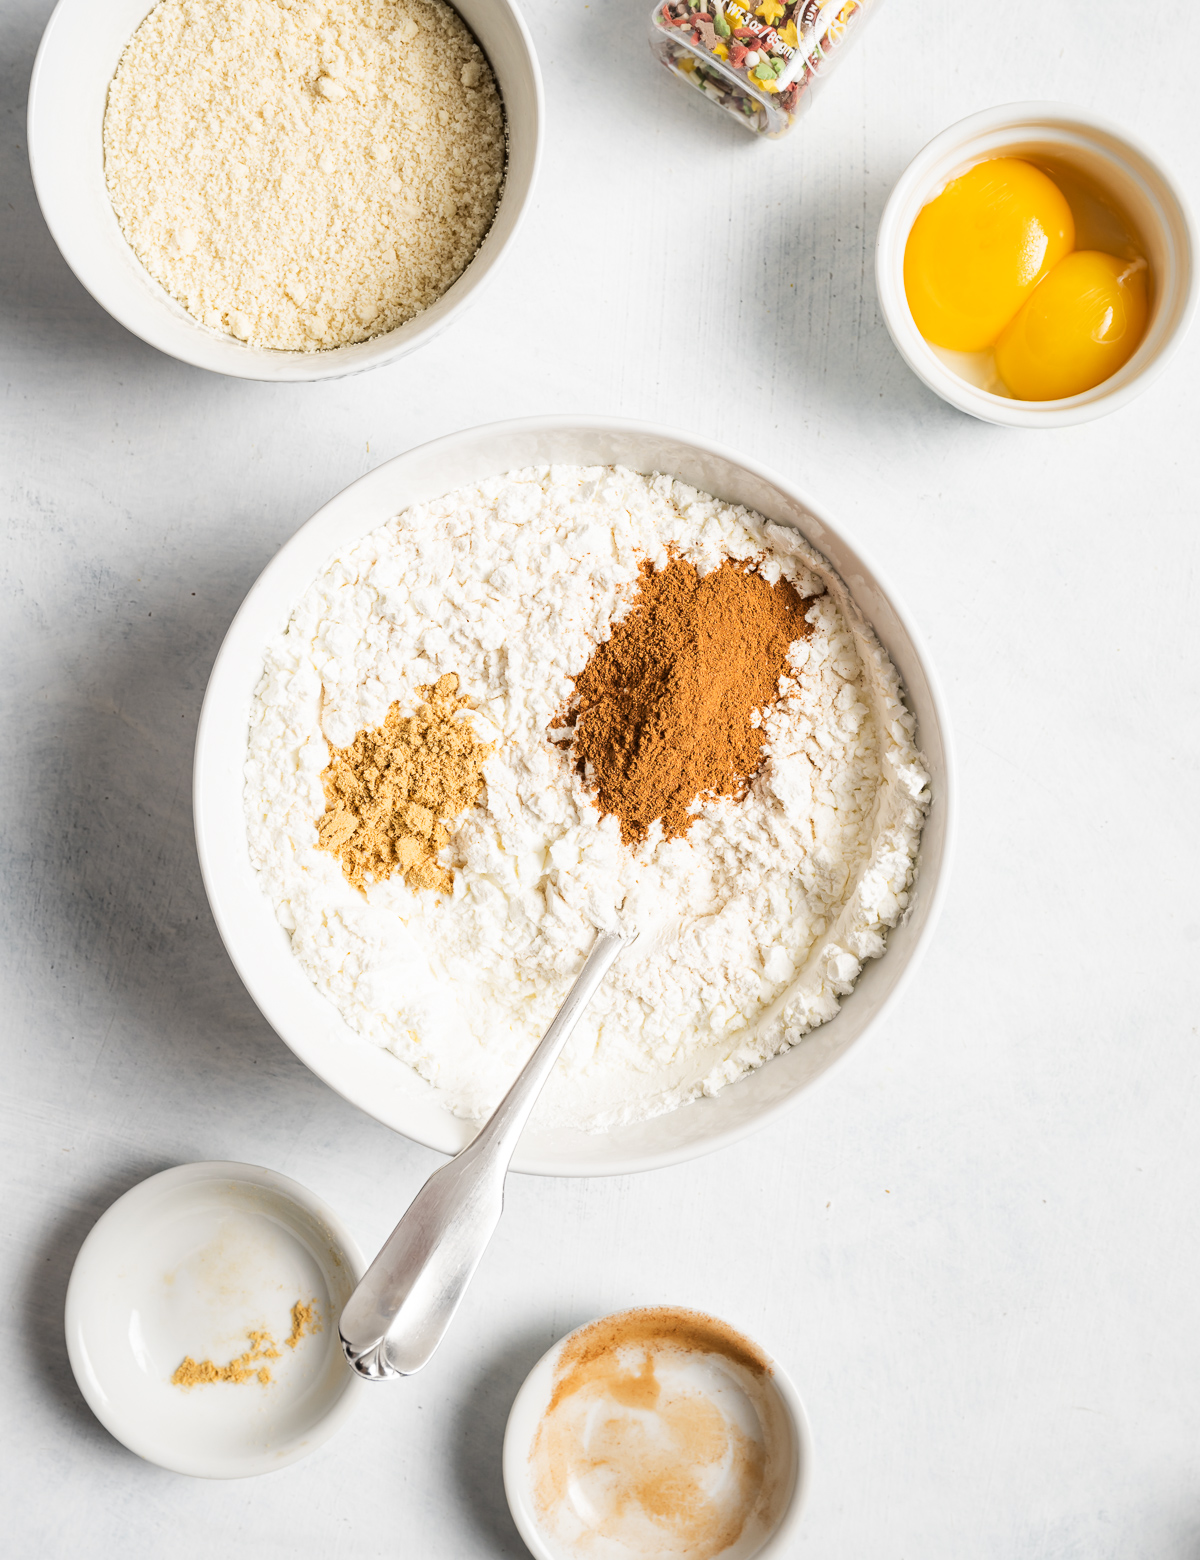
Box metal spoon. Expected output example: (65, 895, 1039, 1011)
(339, 927, 635, 1380)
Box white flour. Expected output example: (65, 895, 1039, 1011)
(244, 467, 930, 1130)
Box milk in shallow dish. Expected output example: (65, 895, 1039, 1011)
(244, 464, 929, 1132)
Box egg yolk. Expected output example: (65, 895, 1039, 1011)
(904, 158, 1075, 351)
(994, 251, 1148, 400)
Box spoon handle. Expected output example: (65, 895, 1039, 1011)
(339, 928, 632, 1379)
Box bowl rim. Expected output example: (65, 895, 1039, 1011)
(63, 1160, 365, 1479)
(26, 0, 544, 382)
(193, 414, 956, 1177)
(500, 1305, 814, 1560)
(875, 100, 1199, 428)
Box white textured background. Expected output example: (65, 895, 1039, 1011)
(4, 0, 1200, 1555)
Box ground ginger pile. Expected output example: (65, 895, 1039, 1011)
(170, 1300, 322, 1390)
(317, 672, 492, 893)
(171, 1329, 280, 1388)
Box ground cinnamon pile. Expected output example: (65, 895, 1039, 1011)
(565, 556, 815, 845)
(317, 673, 493, 894)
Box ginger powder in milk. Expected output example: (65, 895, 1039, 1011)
(529, 1308, 795, 1560)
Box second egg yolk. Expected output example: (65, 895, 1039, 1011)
(993, 251, 1149, 401)
(904, 159, 1075, 351)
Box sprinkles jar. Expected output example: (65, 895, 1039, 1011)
(649, 0, 878, 137)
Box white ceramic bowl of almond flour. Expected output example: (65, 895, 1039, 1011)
(194, 417, 954, 1176)
(27, 0, 541, 381)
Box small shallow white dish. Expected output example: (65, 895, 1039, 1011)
(502, 1308, 812, 1560)
(64, 1162, 364, 1478)
(27, 0, 542, 381)
(194, 415, 954, 1177)
(876, 102, 1197, 428)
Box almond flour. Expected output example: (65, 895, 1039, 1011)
(103, 0, 505, 350)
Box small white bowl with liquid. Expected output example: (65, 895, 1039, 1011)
(502, 1306, 812, 1560)
(876, 102, 1197, 428)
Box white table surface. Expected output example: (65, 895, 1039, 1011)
(4, 0, 1200, 1554)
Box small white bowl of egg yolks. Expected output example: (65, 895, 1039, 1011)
(876, 102, 1197, 428)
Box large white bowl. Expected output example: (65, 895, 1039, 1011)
(27, 0, 542, 381)
(194, 417, 954, 1176)
(876, 103, 1197, 428)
